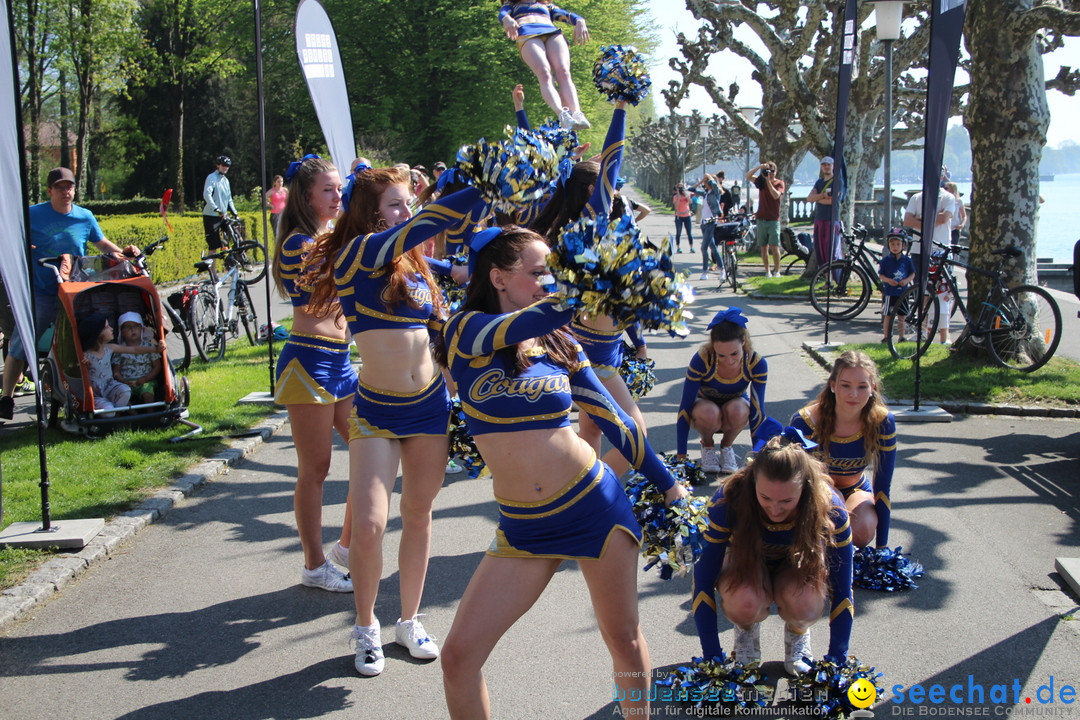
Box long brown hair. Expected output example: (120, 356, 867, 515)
(435, 226, 579, 375)
(700, 319, 754, 365)
(721, 436, 837, 594)
(271, 156, 337, 297)
(302, 166, 444, 320)
(811, 350, 889, 468)
(529, 160, 599, 241)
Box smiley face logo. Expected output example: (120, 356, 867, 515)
(848, 678, 877, 709)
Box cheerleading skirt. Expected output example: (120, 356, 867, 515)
(488, 458, 642, 561)
(572, 322, 624, 382)
(348, 372, 451, 440)
(274, 332, 357, 405)
(836, 473, 873, 500)
(515, 23, 562, 49)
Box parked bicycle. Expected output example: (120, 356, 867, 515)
(715, 212, 753, 291)
(218, 216, 268, 285)
(131, 237, 191, 372)
(886, 241, 1062, 372)
(186, 241, 263, 362)
(808, 223, 880, 320)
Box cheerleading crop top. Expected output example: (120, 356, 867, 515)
(334, 187, 485, 335)
(691, 485, 853, 660)
(675, 348, 768, 455)
(498, 2, 583, 31)
(277, 232, 317, 307)
(442, 296, 674, 492)
(789, 408, 898, 548)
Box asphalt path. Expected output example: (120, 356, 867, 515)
(1, 208, 1078, 719)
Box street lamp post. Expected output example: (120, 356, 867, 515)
(872, 0, 905, 232)
(677, 136, 688, 185)
(739, 106, 760, 212)
(699, 124, 711, 178)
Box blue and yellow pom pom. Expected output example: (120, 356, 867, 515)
(455, 128, 559, 213)
(625, 454, 709, 579)
(592, 45, 652, 105)
(657, 653, 772, 709)
(789, 656, 885, 720)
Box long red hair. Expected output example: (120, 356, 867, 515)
(302, 167, 444, 320)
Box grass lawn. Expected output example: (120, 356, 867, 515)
(0, 336, 286, 589)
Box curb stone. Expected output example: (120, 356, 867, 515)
(0, 410, 290, 631)
(801, 341, 1080, 419)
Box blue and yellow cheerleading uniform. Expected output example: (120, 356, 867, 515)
(675, 349, 768, 456)
(442, 296, 676, 560)
(333, 187, 487, 439)
(498, 1, 583, 48)
(789, 409, 898, 548)
(691, 485, 854, 660)
(274, 231, 358, 405)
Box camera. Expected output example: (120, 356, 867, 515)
(762, 168, 772, 176)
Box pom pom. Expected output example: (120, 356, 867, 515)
(619, 341, 656, 400)
(455, 128, 559, 213)
(853, 546, 924, 591)
(625, 454, 709, 579)
(657, 654, 773, 709)
(592, 45, 652, 105)
(447, 397, 486, 479)
(531, 120, 579, 159)
(547, 214, 694, 336)
(788, 656, 885, 720)
(435, 253, 469, 314)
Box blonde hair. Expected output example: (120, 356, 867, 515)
(811, 350, 889, 469)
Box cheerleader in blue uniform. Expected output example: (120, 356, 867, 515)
(675, 308, 768, 475)
(499, 0, 591, 129)
(789, 350, 896, 548)
(691, 434, 854, 674)
(436, 226, 687, 719)
(271, 155, 355, 593)
(303, 166, 488, 677)
(530, 101, 648, 476)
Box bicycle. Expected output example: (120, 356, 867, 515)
(131, 237, 192, 373)
(808, 223, 880, 320)
(716, 213, 752, 291)
(886, 241, 1062, 372)
(218, 216, 268, 285)
(187, 241, 263, 362)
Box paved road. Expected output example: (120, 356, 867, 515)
(1, 209, 1078, 719)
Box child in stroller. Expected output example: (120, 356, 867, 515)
(77, 311, 163, 414)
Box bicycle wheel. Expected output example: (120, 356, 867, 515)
(809, 262, 873, 320)
(782, 254, 806, 276)
(987, 284, 1062, 372)
(237, 282, 259, 346)
(188, 289, 226, 362)
(162, 303, 191, 372)
(887, 285, 939, 360)
(236, 241, 268, 285)
(724, 243, 738, 290)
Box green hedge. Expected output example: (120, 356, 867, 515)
(80, 197, 164, 215)
(95, 212, 269, 286)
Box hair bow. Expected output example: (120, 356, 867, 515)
(751, 417, 819, 453)
(466, 227, 502, 277)
(284, 153, 321, 185)
(707, 307, 748, 330)
(435, 167, 464, 193)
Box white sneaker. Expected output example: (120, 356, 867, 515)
(784, 625, 813, 675)
(733, 622, 761, 665)
(351, 623, 385, 676)
(445, 459, 464, 475)
(329, 541, 349, 568)
(570, 110, 591, 130)
(764, 269, 773, 278)
(558, 107, 574, 129)
(699, 272, 710, 281)
(700, 445, 721, 473)
(719, 445, 739, 473)
(300, 560, 353, 592)
(396, 616, 440, 660)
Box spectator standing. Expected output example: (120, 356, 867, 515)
(945, 181, 967, 244)
(746, 161, 785, 277)
(265, 174, 287, 234)
(672, 183, 694, 253)
(902, 183, 955, 278)
(1, 168, 135, 420)
(730, 181, 742, 213)
(202, 155, 237, 252)
(806, 156, 841, 266)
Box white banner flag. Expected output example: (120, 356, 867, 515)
(295, 0, 356, 175)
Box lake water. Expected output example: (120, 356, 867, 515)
(788, 175, 1079, 263)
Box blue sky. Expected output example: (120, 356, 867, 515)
(641, 1, 1080, 148)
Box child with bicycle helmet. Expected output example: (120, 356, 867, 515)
(877, 228, 915, 343)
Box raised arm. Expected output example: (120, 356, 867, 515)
(873, 413, 898, 548)
(692, 492, 730, 659)
(587, 104, 627, 218)
(569, 360, 676, 495)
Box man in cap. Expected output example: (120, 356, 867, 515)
(202, 154, 238, 252)
(432, 161, 446, 182)
(806, 156, 842, 266)
(1, 168, 133, 420)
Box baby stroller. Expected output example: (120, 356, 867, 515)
(778, 228, 813, 276)
(39, 254, 195, 438)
